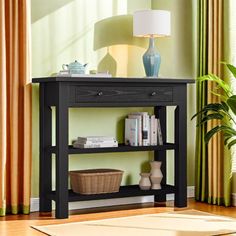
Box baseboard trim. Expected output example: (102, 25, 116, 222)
(30, 186, 195, 212)
(231, 193, 236, 206)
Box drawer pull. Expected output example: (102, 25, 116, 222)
(151, 92, 156, 96)
(97, 91, 103, 96)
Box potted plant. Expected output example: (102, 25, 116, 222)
(192, 63, 236, 149)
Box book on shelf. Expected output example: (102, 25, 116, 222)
(125, 112, 162, 147)
(55, 71, 112, 78)
(156, 119, 163, 145)
(146, 115, 150, 146)
(128, 114, 142, 146)
(77, 136, 116, 143)
(129, 112, 149, 146)
(71, 73, 112, 78)
(150, 115, 158, 146)
(76, 140, 117, 145)
(73, 140, 118, 148)
(141, 112, 149, 146)
(125, 118, 138, 146)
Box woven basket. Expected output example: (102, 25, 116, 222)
(69, 169, 123, 195)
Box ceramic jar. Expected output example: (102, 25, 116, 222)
(139, 173, 151, 190)
(150, 161, 163, 189)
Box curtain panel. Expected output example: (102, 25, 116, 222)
(0, 0, 32, 215)
(195, 0, 231, 206)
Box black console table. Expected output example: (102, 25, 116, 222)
(33, 77, 194, 219)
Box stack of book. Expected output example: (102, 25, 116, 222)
(125, 112, 163, 147)
(73, 136, 118, 148)
(56, 70, 112, 78)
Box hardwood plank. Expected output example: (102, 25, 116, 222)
(1, 199, 236, 236)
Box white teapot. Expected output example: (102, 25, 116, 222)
(62, 60, 87, 74)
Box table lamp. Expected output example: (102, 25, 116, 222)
(133, 10, 171, 77)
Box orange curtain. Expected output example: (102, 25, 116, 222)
(0, 0, 31, 215)
(195, 0, 231, 206)
(207, 0, 225, 205)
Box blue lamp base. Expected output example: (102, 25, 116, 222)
(143, 37, 161, 77)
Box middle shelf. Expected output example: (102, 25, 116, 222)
(47, 143, 176, 155)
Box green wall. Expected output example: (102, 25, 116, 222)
(31, 0, 196, 197)
(151, 0, 196, 188)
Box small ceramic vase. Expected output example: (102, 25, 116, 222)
(139, 173, 151, 190)
(150, 161, 163, 189)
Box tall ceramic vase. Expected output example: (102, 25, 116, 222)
(150, 161, 163, 189)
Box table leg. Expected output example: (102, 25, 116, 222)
(154, 106, 167, 202)
(39, 84, 52, 212)
(174, 102, 187, 207)
(55, 84, 69, 219)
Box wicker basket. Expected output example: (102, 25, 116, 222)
(69, 169, 123, 195)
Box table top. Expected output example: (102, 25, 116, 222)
(32, 76, 195, 84)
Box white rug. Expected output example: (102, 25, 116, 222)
(32, 210, 236, 236)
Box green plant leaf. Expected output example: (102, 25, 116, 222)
(221, 101, 229, 112)
(194, 63, 236, 149)
(198, 113, 224, 126)
(227, 95, 236, 115)
(202, 103, 226, 112)
(191, 103, 229, 120)
(205, 125, 236, 143)
(198, 74, 232, 97)
(226, 63, 236, 78)
(228, 139, 236, 149)
(224, 132, 232, 138)
(210, 90, 228, 101)
(224, 132, 234, 145)
(224, 136, 232, 145)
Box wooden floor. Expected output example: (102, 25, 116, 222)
(0, 198, 236, 236)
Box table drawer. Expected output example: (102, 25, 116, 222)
(70, 86, 173, 104)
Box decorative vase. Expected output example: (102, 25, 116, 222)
(139, 173, 151, 190)
(143, 37, 161, 77)
(150, 161, 163, 189)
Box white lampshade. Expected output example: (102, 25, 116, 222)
(133, 10, 171, 37)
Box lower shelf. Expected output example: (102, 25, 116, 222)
(48, 185, 175, 202)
